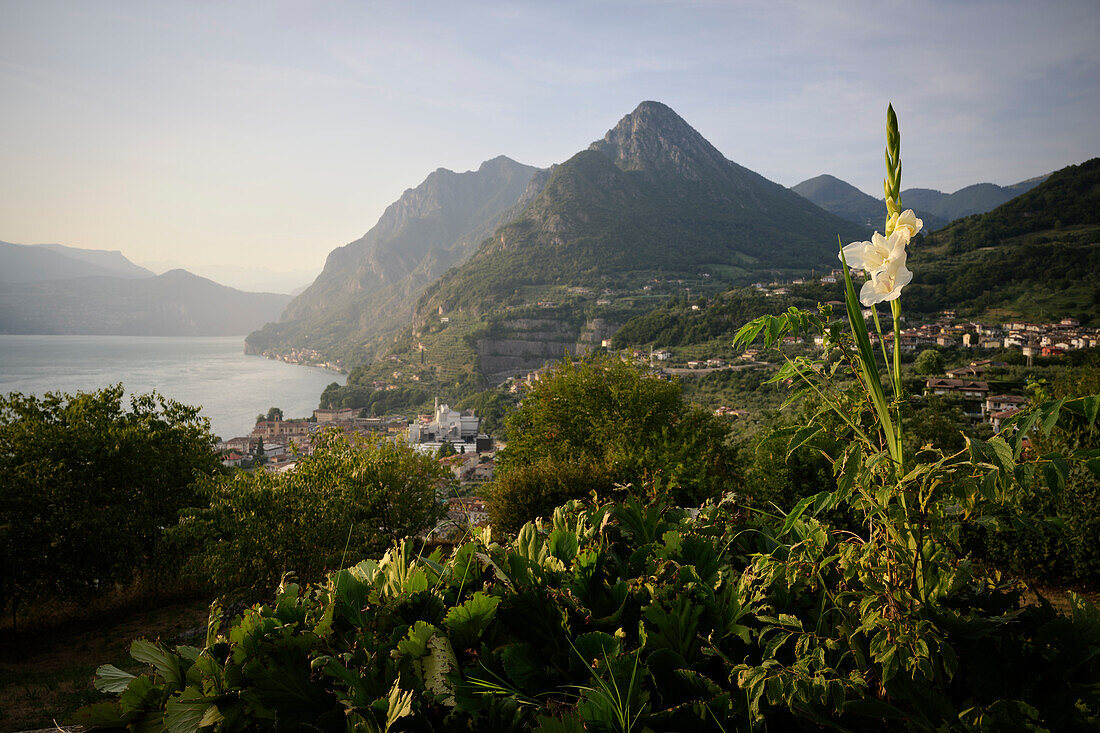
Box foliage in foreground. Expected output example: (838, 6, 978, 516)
(75, 482, 1100, 732)
(0, 386, 222, 623)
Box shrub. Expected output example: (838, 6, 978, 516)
(171, 430, 449, 597)
(0, 386, 221, 625)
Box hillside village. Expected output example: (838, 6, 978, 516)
(217, 400, 499, 542)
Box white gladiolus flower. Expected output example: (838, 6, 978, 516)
(859, 248, 913, 305)
(887, 209, 923, 240)
(839, 230, 907, 273)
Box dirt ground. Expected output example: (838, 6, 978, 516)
(0, 598, 210, 731)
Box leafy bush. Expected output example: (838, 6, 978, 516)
(170, 430, 449, 598)
(494, 354, 741, 528)
(0, 386, 222, 624)
(76, 491, 1100, 731)
(489, 455, 617, 534)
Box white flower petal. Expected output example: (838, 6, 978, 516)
(840, 241, 873, 269)
(892, 209, 923, 239)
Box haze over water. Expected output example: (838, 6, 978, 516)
(0, 335, 345, 440)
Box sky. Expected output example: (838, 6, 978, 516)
(1, 0, 1097, 276)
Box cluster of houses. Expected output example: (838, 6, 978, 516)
(217, 407, 408, 471)
(752, 268, 851, 292)
(216, 399, 498, 544)
(922, 360, 1032, 429)
(864, 315, 1099, 358)
(256, 346, 344, 372)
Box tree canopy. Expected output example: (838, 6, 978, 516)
(0, 386, 222, 621)
(172, 430, 450, 596)
(492, 355, 739, 530)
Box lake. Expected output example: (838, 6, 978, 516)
(0, 335, 345, 440)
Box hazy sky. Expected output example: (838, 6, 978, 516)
(2, 0, 1097, 274)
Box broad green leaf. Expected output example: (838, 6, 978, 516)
(786, 425, 824, 459)
(1039, 398, 1065, 436)
(444, 591, 501, 650)
(131, 640, 185, 690)
(119, 674, 159, 716)
(420, 635, 457, 705)
(573, 631, 622, 664)
(502, 642, 547, 690)
(94, 663, 136, 694)
(986, 436, 1015, 474)
(547, 527, 580, 566)
(68, 701, 129, 726)
(732, 318, 766, 349)
(384, 680, 415, 731)
(396, 621, 438, 659)
(164, 688, 211, 733)
(198, 705, 225, 727)
(1041, 453, 1070, 493)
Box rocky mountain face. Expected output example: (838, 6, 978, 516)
(0, 269, 290, 336)
(791, 175, 947, 232)
(419, 101, 864, 320)
(376, 101, 868, 384)
(245, 156, 541, 365)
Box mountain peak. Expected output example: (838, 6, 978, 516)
(588, 101, 729, 181)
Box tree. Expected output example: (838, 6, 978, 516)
(913, 348, 945, 375)
(266, 406, 284, 421)
(493, 354, 739, 528)
(0, 386, 222, 626)
(172, 430, 449, 595)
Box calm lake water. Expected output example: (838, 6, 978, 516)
(0, 335, 345, 440)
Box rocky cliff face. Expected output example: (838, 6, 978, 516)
(417, 100, 864, 320)
(245, 156, 542, 364)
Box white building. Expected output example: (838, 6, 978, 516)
(407, 400, 480, 446)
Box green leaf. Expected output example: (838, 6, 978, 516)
(733, 318, 767, 349)
(198, 705, 225, 727)
(786, 425, 824, 459)
(444, 591, 501, 650)
(986, 435, 1015, 474)
(396, 620, 438, 659)
(547, 527, 580, 565)
(119, 674, 160, 716)
(383, 680, 415, 731)
(131, 640, 186, 690)
(94, 663, 136, 694)
(68, 701, 129, 726)
(164, 688, 211, 733)
(1039, 398, 1065, 436)
(574, 632, 622, 664)
(502, 642, 548, 690)
(1041, 453, 1070, 493)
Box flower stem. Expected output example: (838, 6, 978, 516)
(890, 298, 904, 472)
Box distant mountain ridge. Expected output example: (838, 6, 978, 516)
(790, 175, 947, 232)
(245, 156, 542, 364)
(792, 173, 1048, 231)
(903, 176, 1048, 221)
(890, 158, 1100, 322)
(0, 240, 155, 282)
(0, 269, 291, 336)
